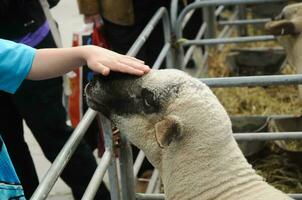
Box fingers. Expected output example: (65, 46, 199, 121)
(116, 62, 146, 76)
(119, 58, 150, 73)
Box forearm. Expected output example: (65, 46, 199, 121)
(26, 45, 150, 80)
(27, 46, 87, 80)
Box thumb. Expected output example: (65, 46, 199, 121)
(90, 62, 110, 76)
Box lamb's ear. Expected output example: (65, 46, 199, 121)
(154, 115, 182, 148)
(265, 20, 297, 35)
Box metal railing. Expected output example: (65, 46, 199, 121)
(30, 1, 302, 200)
(174, 0, 284, 67)
(30, 7, 172, 200)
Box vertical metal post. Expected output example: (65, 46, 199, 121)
(119, 134, 136, 200)
(162, 8, 174, 68)
(203, 6, 216, 39)
(237, 5, 247, 36)
(99, 114, 121, 200)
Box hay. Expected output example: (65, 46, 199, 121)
(206, 38, 302, 193)
(249, 144, 302, 193)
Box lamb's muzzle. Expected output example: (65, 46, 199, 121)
(86, 69, 293, 200)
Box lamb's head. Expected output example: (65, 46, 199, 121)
(85, 69, 232, 169)
(265, 3, 302, 69)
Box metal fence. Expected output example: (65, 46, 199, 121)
(30, 0, 302, 200)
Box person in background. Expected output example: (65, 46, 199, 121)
(0, 0, 137, 199)
(0, 38, 149, 200)
(77, 0, 170, 66)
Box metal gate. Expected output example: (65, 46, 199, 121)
(30, 0, 302, 199)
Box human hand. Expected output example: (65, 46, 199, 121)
(84, 14, 101, 29)
(81, 45, 150, 76)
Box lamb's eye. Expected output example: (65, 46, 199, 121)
(141, 88, 161, 113)
(143, 97, 152, 107)
(141, 88, 156, 108)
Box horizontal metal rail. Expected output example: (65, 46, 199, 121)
(234, 132, 302, 141)
(200, 74, 302, 87)
(176, 0, 284, 39)
(81, 150, 112, 200)
(136, 193, 302, 200)
(136, 193, 165, 200)
(182, 35, 275, 46)
(218, 18, 271, 26)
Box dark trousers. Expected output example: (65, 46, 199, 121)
(0, 33, 110, 200)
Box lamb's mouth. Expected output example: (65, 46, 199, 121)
(86, 97, 110, 116)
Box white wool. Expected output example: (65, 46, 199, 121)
(111, 69, 293, 200)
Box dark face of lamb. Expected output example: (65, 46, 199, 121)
(85, 69, 193, 167)
(86, 71, 171, 118)
(85, 69, 232, 169)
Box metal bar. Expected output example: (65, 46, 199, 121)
(234, 132, 302, 141)
(136, 193, 302, 200)
(215, 5, 225, 17)
(153, 43, 171, 70)
(119, 133, 136, 200)
(161, 10, 174, 69)
(183, 35, 275, 46)
(200, 74, 302, 88)
(203, 6, 216, 38)
(170, 0, 179, 31)
(146, 170, 160, 194)
(30, 109, 97, 200)
(136, 193, 165, 200)
(133, 150, 146, 178)
(31, 6, 170, 200)
(120, 7, 170, 200)
(183, 22, 207, 67)
(290, 194, 302, 200)
(183, 4, 224, 68)
(195, 51, 209, 77)
(175, 0, 283, 39)
(217, 9, 239, 50)
(218, 18, 271, 26)
(217, 9, 239, 39)
(182, 0, 203, 30)
(128, 7, 168, 57)
(230, 115, 298, 120)
(237, 5, 247, 36)
(81, 151, 112, 200)
(99, 114, 121, 200)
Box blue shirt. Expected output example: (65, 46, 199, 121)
(0, 39, 35, 94)
(0, 39, 36, 200)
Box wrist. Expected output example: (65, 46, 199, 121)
(74, 46, 91, 66)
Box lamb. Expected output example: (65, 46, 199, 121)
(85, 69, 292, 200)
(265, 3, 302, 96)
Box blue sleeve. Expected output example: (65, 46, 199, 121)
(0, 39, 36, 94)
